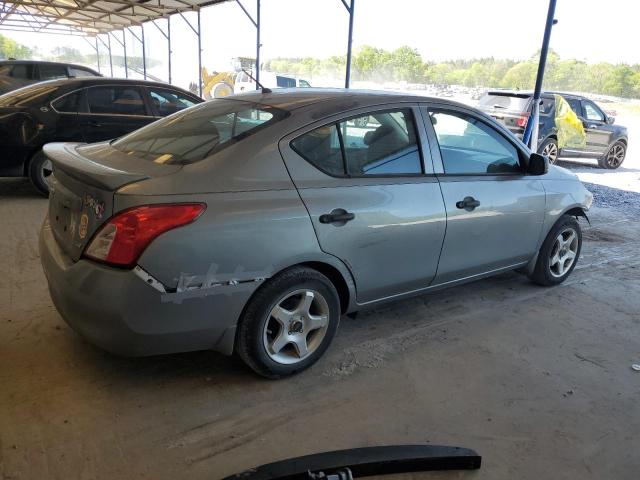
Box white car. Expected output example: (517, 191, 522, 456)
(234, 71, 311, 93)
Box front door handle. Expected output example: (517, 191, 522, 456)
(319, 208, 355, 225)
(456, 196, 480, 211)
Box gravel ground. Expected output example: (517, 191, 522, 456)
(582, 181, 640, 215)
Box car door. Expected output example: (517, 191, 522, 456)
(580, 99, 614, 156)
(280, 105, 447, 304)
(80, 85, 154, 143)
(424, 104, 546, 285)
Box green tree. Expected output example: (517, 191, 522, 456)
(0, 34, 33, 60)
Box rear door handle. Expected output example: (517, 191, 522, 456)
(456, 196, 480, 211)
(319, 208, 355, 225)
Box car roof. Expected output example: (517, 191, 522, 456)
(486, 89, 584, 100)
(226, 88, 465, 112)
(0, 59, 98, 71)
(23, 76, 200, 96)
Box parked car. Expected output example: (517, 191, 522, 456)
(478, 91, 628, 169)
(0, 77, 203, 194)
(39, 90, 592, 378)
(0, 60, 101, 95)
(234, 71, 311, 93)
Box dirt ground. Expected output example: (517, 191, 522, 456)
(1, 174, 639, 480)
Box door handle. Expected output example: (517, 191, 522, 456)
(319, 208, 355, 225)
(456, 196, 480, 211)
(85, 120, 102, 127)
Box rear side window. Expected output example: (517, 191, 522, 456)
(39, 64, 68, 80)
(52, 90, 83, 113)
(540, 97, 554, 115)
(291, 109, 423, 177)
(276, 76, 296, 88)
(8, 64, 34, 79)
(148, 88, 196, 116)
(69, 67, 98, 77)
(87, 86, 146, 116)
(430, 110, 521, 175)
(112, 100, 287, 164)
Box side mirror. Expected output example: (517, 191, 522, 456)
(528, 153, 548, 175)
(606, 115, 615, 125)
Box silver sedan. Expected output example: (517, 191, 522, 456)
(39, 89, 593, 378)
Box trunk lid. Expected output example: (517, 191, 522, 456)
(44, 142, 181, 261)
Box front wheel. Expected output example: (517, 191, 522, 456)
(538, 138, 559, 164)
(529, 215, 582, 286)
(598, 141, 626, 169)
(28, 150, 53, 196)
(236, 267, 341, 378)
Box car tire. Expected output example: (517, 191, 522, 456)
(598, 141, 626, 169)
(538, 137, 560, 164)
(529, 215, 582, 286)
(236, 266, 341, 379)
(28, 150, 53, 196)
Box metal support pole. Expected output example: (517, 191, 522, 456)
(255, 0, 260, 89)
(141, 24, 147, 80)
(341, 0, 355, 88)
(123, 30, 128, 78)
(523, 0, 557, 150)
(107, 33, 113, 77)
(197, 10, 202, 96)
(167, 17, 172, 84)
(95, 36, 100, 73)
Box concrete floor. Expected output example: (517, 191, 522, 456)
(1, 177, 639, 480)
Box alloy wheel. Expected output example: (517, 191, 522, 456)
(549, 228, 578, 278)
(606, 143, 625, 168)
(542, 141, 558, 163)
(262, 289, 330, 365)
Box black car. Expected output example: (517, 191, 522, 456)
(478, 91, 628, 169)
(0, 60, 101, 95)
(0, 77, 203, 194)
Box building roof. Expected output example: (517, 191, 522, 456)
(0, 0, 230, 36)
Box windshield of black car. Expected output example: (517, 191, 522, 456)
(478, 94, 529, 112)
(111, 100, 287, 165)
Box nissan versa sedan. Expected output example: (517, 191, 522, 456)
(0, 77, 202, 194)
(39, 89, 593, 378)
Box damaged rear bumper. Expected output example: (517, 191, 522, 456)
(39, 218, 255, 356)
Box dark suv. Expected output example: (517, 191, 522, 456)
(478, 91, 628, 169)
(0, 60, 101, 95)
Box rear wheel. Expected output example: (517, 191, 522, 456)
(236, 267, 341, 378)
(538, 138, 559, 164)
(28, 150, 53, 196)
(529, 215, 582, 286)
(598, 141, 626, 169)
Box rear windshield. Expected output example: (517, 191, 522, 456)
(478, 94, 530, 112)
(111, 99, 288, 165)
(0, 83, 60, 107)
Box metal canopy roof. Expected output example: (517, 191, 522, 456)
(0, 0, 229, 35)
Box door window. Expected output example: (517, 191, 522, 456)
(299, 80, 311, 88)
(430, 110, 521, 174)
(9, 64, 33, 79)
(39, 64, 68, 80)
(291, 108, 423, 177)
(69, 67, 98, 77)
(276, 76, 296, 88)
(565, 98, 582, 117)
(149, 88, 196, 116)
(52, 90, 83, 113)
(582, 101, 604, 122)
(87, 86, 147, 116)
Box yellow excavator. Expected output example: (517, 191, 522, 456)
(201, 57, 255, 99)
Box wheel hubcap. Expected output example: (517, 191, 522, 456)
(263, 289, 330, 365)
(549, 228, 578, 278)
(606, 144, 625, 167)
(542, 142, 558, 162)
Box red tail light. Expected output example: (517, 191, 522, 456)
(516, 113, 530, 128)
(84, 203, 206, 267)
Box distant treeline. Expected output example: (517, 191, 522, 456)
(265, 46, 640, 99)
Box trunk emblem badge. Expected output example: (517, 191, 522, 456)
(79, 214, 89, 239)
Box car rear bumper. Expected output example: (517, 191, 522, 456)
(39, 217, 254, 357)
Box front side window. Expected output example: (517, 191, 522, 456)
(430, 110, 521, 175)
(39, 64, 68, 80)
(87, 86, 146, 116)
(52, 90, 83, 113)
(583, 101, 604, 122)
(291, 108, 423, 177)
(566, 98, 582, 117)
(149, 88, 196, 116)
(112, 100, 286, 165)
(299, 80, 311, 88)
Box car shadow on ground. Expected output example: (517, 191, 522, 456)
(0, 178, 44, 198)
(557, 158, 640, 173)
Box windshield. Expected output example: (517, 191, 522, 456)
(0, 83, 60, 107)
(111, 99, 288, 165)
(478, 94, 530, 112)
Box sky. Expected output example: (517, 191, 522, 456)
(2, 0, 639, 89)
